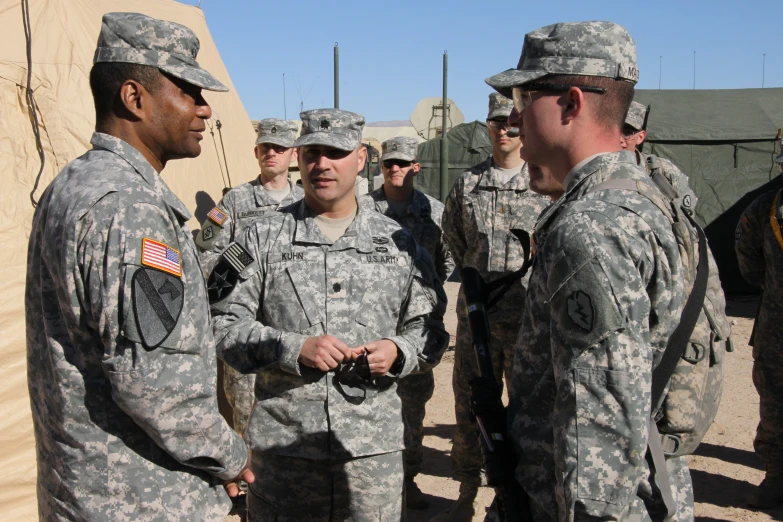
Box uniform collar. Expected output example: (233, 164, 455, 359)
(291, 199, 374, 253)
(253, 177, 298, 206)
(371, 186, 426, 218)
(90, 132, 192, 221)
(562, 151, 637, 194)
(476, 157, 528, 190)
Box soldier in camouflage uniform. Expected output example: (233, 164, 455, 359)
(735, 144, 783, 509)
(362, 136, 455, 509)
(434, 94, 549, 522)
(486, 21, 690, 520)
(25, 13, 251, 521)
(196, 118, 304, 436)
(621, 100, 699, 215)
(210, 109, 450, 521)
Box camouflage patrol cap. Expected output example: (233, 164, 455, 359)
(381, 137, 419, 162)
(487, 93, 514, 120)
(294, 109, 365, 151)
(255, 118, 298, 147)
(486, 21, 638, 98)
(625, 101, 648, 131)
(94, 12, 228, 92)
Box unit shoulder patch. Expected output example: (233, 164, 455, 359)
(132, 268, 184, 348)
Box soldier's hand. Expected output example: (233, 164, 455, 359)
(352, 340, 398, 376)
(224, 459, 255, 498)
(298, 335, 352, 372)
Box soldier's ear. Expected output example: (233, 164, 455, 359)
(118, 79, 147, 121)
(356, 145, 367, 172)
(412, 162, 421, 175)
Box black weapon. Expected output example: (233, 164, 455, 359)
(461, 229, 534, 522)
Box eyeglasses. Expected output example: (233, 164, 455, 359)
(511, 82, 607, 112)
(258, 143, 291, 154)
(486, 120, 512, 131)
(382, 159, 413, 169)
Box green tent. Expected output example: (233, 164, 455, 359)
(414, 120, 492, 198)
(635, 88, 783, 294)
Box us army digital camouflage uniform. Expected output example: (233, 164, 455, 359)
(441, 158, 549, 488)
(364, 159, 455, 481)
(26, 132, 249, 521)
(485, 21, 692, 521)
(196, 177, 303, 434)
(504, 152, 688, 520)
(736, 184, 783, 480)
(25, 12, 249, 522)
(211, 107, 450, 520)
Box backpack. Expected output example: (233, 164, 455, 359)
(589, 159, 732, 458)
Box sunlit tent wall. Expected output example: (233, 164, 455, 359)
(0, 0, 258, 518)
(414, 120, 492, 198)
(635, 88, 783, 294)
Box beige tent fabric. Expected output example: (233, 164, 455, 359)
(0, 1, 258, 519)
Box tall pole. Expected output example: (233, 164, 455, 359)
(693, 51, 696, 90)
(762, 53, 766, 88)
(440, 51, 449, 203)
(658, 56, 662, 90)
(283, 73, 287, 119)
(334, 43, 340, 109)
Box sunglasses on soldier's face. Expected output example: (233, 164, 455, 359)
(383, 159, 413, 169)
(258, 143, 290, 154)
(512, 82, 607, 112)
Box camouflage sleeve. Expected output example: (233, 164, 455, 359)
(545, 214, 678, 519)
(83, 202, 247, 482)
(435, 235, 456, 283)
(735, 194, 770, 289)
(195, 197, 233, 276)
(441, 174, 467, 273)
(659, 158, 698, 214)
(211, 228, 310, 377)
(385, 243, 450, 377)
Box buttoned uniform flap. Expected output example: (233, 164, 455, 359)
(547, 247, 625, 353)
(281, 261, 326, 329)
(353, 261, 407, 329)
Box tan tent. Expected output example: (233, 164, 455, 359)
(0, 0, 258, 518)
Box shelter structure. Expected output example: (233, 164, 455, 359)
(415, 120, 492, 199)
(635, 88, 783, 294)
(0, 0, 258, 518)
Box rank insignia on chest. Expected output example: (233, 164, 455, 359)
(207, 207, 227, 225)
(141, 238, 182, 277)
(208, 242, 254, 303)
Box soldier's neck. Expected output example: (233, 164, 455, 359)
(259, 171, 289, 190)
(97, 121, 164, 173)
(492, 148, 524, 170)
(384, 182, 414, 202)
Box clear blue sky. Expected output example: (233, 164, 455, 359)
(185, 0, 783, 123)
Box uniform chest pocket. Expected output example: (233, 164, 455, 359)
(354, 262, 406, 332)
(269, 262, 325, 334)
(465, 191, 493, 236)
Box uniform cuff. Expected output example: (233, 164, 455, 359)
(384, 336, 416, 378)
(278, 332, 308, 376)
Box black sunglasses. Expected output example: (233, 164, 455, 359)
(258, 143, 291, 154)
(383, 159, 414, 169)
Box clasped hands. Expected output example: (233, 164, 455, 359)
(298, 335, 398, 376)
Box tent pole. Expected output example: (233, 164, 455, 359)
(440, 51, 449, 203)
(334, 43, 339, 109)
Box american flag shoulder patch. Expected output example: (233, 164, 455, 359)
(207, 207, 227, 225)
(222, 242, 254, 272)
(141, 238, 182, 277)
